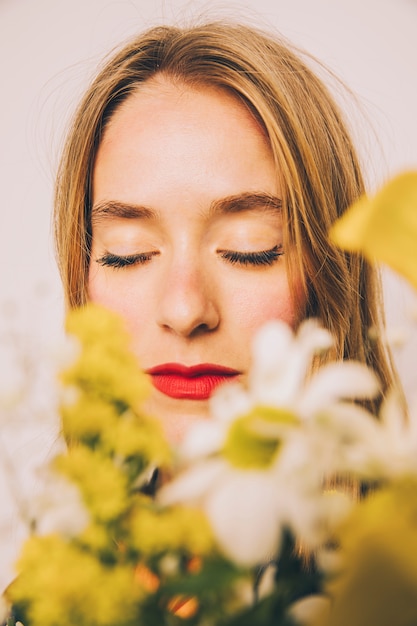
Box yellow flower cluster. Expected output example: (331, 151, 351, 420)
(6, 304, 216, 626)
(128, 496, 213, 557)
(63, 303, 149, 409)
(10, 535, 143, 626)
(61, 305, 170, 470)
(56, 446, 128, 523)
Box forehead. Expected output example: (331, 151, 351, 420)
(92, 75, 277, 212)
(99, 75, 270, 154)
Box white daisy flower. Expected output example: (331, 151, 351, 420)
(160, 319, 380, 565)
(339, 390, 417, 479)
(0, 317, 71, 600)
(27, 468, 89, 538)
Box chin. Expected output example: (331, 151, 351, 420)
(142, 392, 211, 446)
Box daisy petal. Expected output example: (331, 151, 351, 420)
(298, 361, 380, 417)
(205, 470, 281, 566)
(180, 421, 226, 460)
(158, 459, 226, 506)
(252, 320, 294, 375)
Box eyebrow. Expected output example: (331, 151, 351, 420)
(209, 192, 282, 216)
(91, 200, 155, 224)
(90, 192, 282, 225)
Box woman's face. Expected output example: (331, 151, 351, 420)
(88, 77, 303, 442)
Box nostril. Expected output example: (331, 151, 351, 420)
(160, 313, 219, 338)
(189, 319, 219, 337)
(158, 290, 220, 338)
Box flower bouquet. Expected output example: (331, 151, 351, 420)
(1, 171, 417, 626)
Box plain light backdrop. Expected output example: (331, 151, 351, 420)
(1, 0, 417, 390)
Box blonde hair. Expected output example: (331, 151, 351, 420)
(54, 21, 395, 395)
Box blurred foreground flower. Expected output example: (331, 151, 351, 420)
(6, 305, 222, 626)
(0, 305, 71, 602)
(160, 319, 379, 566)
(325, 478, 417, 626)
(330, 171, 417, 288)
(320, 171, 417, 626)
(27, 470, 89, 538)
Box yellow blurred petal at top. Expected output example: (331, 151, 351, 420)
(330, 171, 417, 289)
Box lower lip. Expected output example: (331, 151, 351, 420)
(150, 373, 238, 400)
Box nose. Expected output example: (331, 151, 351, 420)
(157, 261, 220, 338)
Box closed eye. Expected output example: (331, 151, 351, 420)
(218, 245, 283, 267)
(95, 251, 159, 268)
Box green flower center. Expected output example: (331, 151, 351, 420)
(223, 406, 298, 469)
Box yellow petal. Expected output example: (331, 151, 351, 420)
(330, 171, 417, 289)
(326, 479, 417, 626)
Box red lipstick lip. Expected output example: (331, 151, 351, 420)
(146, 363, 241, 400)
(146, 363, 240, 376)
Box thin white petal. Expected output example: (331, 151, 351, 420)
(210, 382, 251, 422)
(158, 459, 225, 506)
(205, 470, 281, 566)
(180, 421, 226, 460)
(297, 318, 334, 353)
(274, 435, 322, 482)
(298, 361, 380, 417)
(275, 321, 334, 404)
(380, 390, 408, 436)
(253, 320, 293, 362)
(30, 473, 89, 537)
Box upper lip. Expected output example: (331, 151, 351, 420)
(145, 363, 241, 377)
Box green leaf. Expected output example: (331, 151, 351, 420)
(161, 557, 242, 597)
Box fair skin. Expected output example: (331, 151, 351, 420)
(88, 76, 302, 443)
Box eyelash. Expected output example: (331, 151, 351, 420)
(95, 251, 159, 268)
(95, 245, 283, 269)
(219, 245, 284, 266)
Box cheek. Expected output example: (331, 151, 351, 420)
(88, 269, 118, 310)
(228, 276, 302, 334)
(87, 269, 149, 336)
